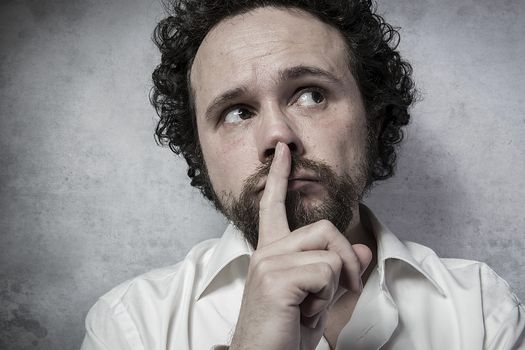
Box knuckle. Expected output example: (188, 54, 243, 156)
(254, 256, 273, 275)
(318, 262, 334, 280)
(340, 250, 359, 270)
(329, 252, 343, 272)
(316, 219, 336, 233)
(347, 251, 361, 270)
(260, 270, 286, 294)
(321, 251, 342, 272)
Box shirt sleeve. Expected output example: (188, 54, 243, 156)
(481, 264, 525, 349)
(81, 298, 144, 350)
(486, 303, 525, 349)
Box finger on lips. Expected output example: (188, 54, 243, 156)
(258, 141, 292, 248)
(253, 141, 373, 328)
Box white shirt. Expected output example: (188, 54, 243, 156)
(81, 205, 524, 349)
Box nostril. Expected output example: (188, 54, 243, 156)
(264, 148, 275, 159)
(263, 142, 298, 161)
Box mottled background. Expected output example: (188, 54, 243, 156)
(0, 0, 523, 348)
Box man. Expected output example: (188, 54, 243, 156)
(81, 0, 524, 349)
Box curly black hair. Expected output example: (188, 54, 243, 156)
(151, 0, 416, 201)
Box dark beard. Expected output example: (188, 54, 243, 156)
(216, 155, 367, 249)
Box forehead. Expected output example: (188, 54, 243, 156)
(190, 7, 351, 115)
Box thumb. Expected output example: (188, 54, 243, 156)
(351, 243, 374, 276)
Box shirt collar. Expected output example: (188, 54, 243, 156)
(360, 204, 447, 297)
(195, 224, 253, 300)
(195, 204, 446, 301)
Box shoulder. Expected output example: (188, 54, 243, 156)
(404, 240, 520, 303)
(99, 237, 220, 308)
(86, 238, 219, 322)
(82, 237, 222, 349)
(402, 240, 524, 348)
(438, 256, 523, 347)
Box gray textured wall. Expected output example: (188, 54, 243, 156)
(0, 0, 523, 349)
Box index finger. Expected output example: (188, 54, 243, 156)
(258, 142, 292, 248)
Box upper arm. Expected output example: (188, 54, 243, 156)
(480, 264, 525, 349)
(81, 298, 144, 350)
(486, 303, 525, 349)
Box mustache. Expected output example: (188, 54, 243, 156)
(228, 153, 361, 249)
(241, 154, 338, 196)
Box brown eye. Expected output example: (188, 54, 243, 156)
(296, 90, 325, 107)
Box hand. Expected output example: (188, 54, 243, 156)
(229, 142, 372, 350)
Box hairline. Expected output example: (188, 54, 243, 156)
(186, 4, 361, 139)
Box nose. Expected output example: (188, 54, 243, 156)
(255, 106, 304, 163)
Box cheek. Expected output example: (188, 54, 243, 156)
(200, 136, 254, 195)
(322, 110, 369, 173)
(338, 120, 370, 176)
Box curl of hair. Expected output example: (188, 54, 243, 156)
(151, 0, 416, 200)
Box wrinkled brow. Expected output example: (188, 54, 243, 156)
(203, 65, 341, 120)
(279, 65, 340, 84)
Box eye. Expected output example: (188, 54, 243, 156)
(295, 89, 326, 107)
(223, 106, 254, 124)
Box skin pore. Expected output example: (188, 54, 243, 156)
(190, 7, 378, 347)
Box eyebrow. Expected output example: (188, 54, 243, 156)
(279, 65, 341, 84)
(203, 65, 341, 120)
(204, 86, 248, 121)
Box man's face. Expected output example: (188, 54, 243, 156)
(191, 7, 372, 247)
